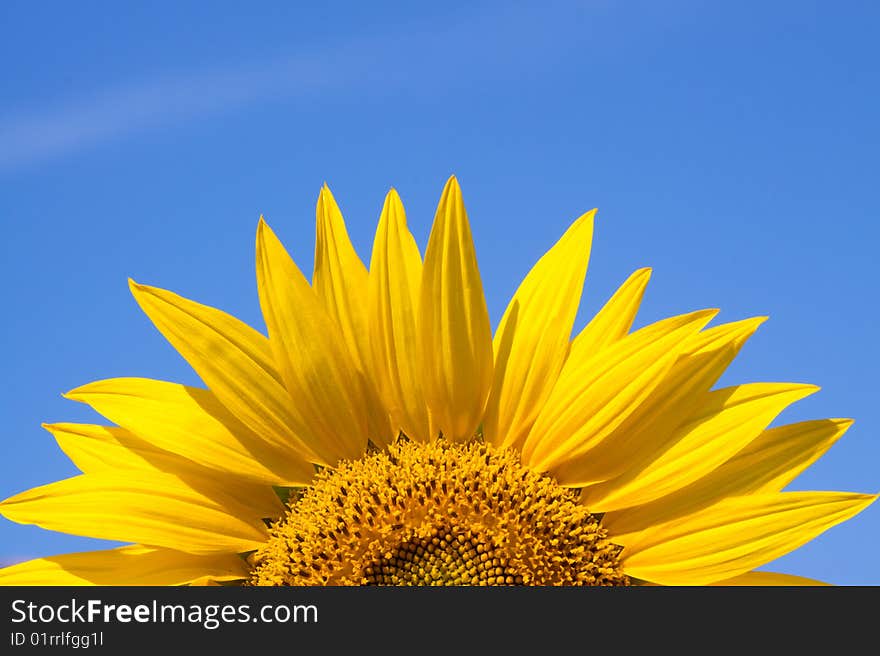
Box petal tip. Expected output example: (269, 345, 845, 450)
(317, 183, 336, 207)
(698, 308, 721, 323)
(60, 390, 76, 401)
(785, 382, 822, 397)
(732, 315, 769, 341)
(127, 279, 154, 301)
(748, 315, 770, 332)
(572, 208, 598, 229)
(442, 174, 461, 197)
(255, 216, 274, 248)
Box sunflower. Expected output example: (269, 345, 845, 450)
(0, 176, 874, 586)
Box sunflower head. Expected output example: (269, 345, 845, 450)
(250, 439, 629, 586)
(0, 176, 874, 587)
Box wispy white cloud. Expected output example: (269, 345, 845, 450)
(0, 2, 575, 172)
(0, 55, 342, 172)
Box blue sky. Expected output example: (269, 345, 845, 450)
(1, 0, 877, 584)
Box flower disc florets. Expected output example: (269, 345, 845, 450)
(249, 439, 629, 586)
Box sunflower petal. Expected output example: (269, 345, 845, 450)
(64, 378, 314, 486)
(256, 218, 370, 462)
(569, 267, 652, 360)
(44, 422, 285, 520)
(621, 492, 877, 586)
(314, 187, 394, 446)
(0, 545, 248, 586)
(731, 418, 853, 494)
(555, 317, 765, 486)
(584, 382, 818, 512)
(602, 418, 852, 536)
(313, 184, 371, 371)
(48, 422, 195, 474)
(483, 211, 595, 450)
(0, 473, 270, 555)
(709, 571, 830, 586)
(368, 189, 432, 441)
(522, 309, 717, 472)
(128, 281, 319, 463)
(418, 176, 494, 441)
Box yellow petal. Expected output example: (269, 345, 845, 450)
(602, 418, 852, 536)
(584, 382, 818, 512)
(313, 184, 371, 371)
(48, 422, 198, 474)
(621, 492, 876, 586)
(555, 317, 766, 486)
(0, 545, 247, 586)
(733, 418, 853, 494)
(188, 576, 222, 585)
(521, 309, 717, 472)
(368, 189, 432, 441)
(483, 211, 595, 450)
(0, 473, 271, 555)
(64, 378, 315, 486)
(314, 186, 394, 446)
(709, 571, 830, 586)
(256, 218, 370, 462)
(129, 281, 320, 464)
(44, 422, 285, 521)
(569, 267, 652, 360)
(417, 176, 494, 441)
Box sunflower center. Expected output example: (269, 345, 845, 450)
(363, 527, 522, 586)
(248, 439, 629, 586)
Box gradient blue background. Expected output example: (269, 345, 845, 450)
(1, 1, 877, 584)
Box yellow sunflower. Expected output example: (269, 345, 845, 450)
(0, 176, 874, 586)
